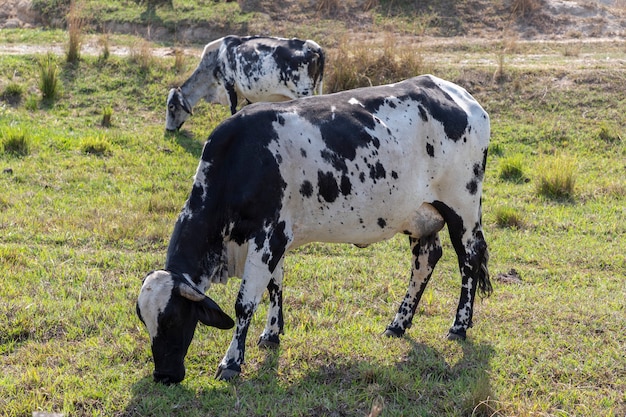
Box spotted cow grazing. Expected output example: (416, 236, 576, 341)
(138, 74, 492, 383)
(165, 35, 325, 131)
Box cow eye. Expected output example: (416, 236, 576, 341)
(168, 104, 176, 112)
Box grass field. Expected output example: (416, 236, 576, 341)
(1, 4, 625, 415)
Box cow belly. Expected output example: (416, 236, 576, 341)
(238, 85, 300, 103)
(287, 193, 444, 247)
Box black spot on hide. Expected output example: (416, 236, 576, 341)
(466, 179, 478, 195)
(340, 175, 352, 196)
(411, 77, 469, 142)
(300, 180, 313, 197)
(317, 170, 339, 202)
(264, 221, 289, 272)
(321, 149, 348, 173)
(418, 104, 428, 122)
(369, 161, 386, 181)
(426, 143, 435, 157)
(377, 218, 387, 228)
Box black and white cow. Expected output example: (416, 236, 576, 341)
(165, 35, 325, 131)
(138, 74, 492, 383)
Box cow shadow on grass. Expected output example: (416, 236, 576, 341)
(123, 337, 496, 416)
(123, 336, 497, 417)
(245, 338, 496, 415)
(164, 129, 204, 158)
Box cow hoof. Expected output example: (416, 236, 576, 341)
(446, 329, 467, 341)
(215, 364, 241, 381)
(258, 334, 280, 349)
(383, 326, 404, 338)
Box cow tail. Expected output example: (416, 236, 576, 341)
(477, 240, 492, 298)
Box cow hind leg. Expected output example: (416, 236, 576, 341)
(447, 228, 490, 340)
(431, 201, 491, 341)
(385, 234, 443, 337)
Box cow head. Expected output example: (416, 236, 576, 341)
(136, 270, 234, 384)
(165, 87, 193, 131)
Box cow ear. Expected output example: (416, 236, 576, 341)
(197, 296, 234, 329)
(181, 93, 193, 115)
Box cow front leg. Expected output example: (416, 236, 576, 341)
(225, 82, 238, 115)
(258, 258, 284, 348)
(447, 228, 491, 340)
(215, 253, 273, 381)
(385, 234, 442, 337)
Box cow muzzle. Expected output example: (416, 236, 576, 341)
(153, 366, 185, 384)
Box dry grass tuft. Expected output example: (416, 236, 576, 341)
(510, 0, 541, 18)
(317, 0, 340, 15)
(535, 154, 577, 200)
(362, 0, 379, 12)
(326, 35, 427, 93)
(38, 53, 60, 102)
(129, 39, 155, 72)
(98, 33, 111, 62)
(66, 0, 85, 64)
(173, 48, 186, 74)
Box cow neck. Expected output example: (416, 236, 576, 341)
(179, 65, 213, 109)
(165, 212, 219, 280)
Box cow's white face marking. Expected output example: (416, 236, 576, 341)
(137, 271, 174, 342)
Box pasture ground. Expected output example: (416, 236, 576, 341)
(0, 1, 625, 416)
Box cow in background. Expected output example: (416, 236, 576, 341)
(165, 35, 325, 131)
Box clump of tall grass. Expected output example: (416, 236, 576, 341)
(494, 33, 518, 83)
(101, 105, 113, 127)
(326, 35, 426, 93)
(462, 374, 497, 417)
(38, 53, 60, 102)
(597, 123, 622, 144)
(98, 33, 111, 62)
(362, 0, 379, 11)
(510, 0, 540, 17)
(25, 94, 39, 111)
(494, 206, 525, 229)
(494, 50, 507, 83)
(66, 0, 85, 64)
(1, 127, 31, 156)
(562, 42, 581, 57)
(498, 154, 526, 182)
(535, 154, 577, 200)
(129, 39, 154, 73)
(1, 82, 25, 106)
(173, 48, 185, 73)
(317, 0, 340, 15)
(81, 135, 111, 156)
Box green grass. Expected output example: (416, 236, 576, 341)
(1, 21, 625, 417)
(1, 126, 31, 156)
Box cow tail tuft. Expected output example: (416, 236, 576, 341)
(477, 243, 492, 298)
